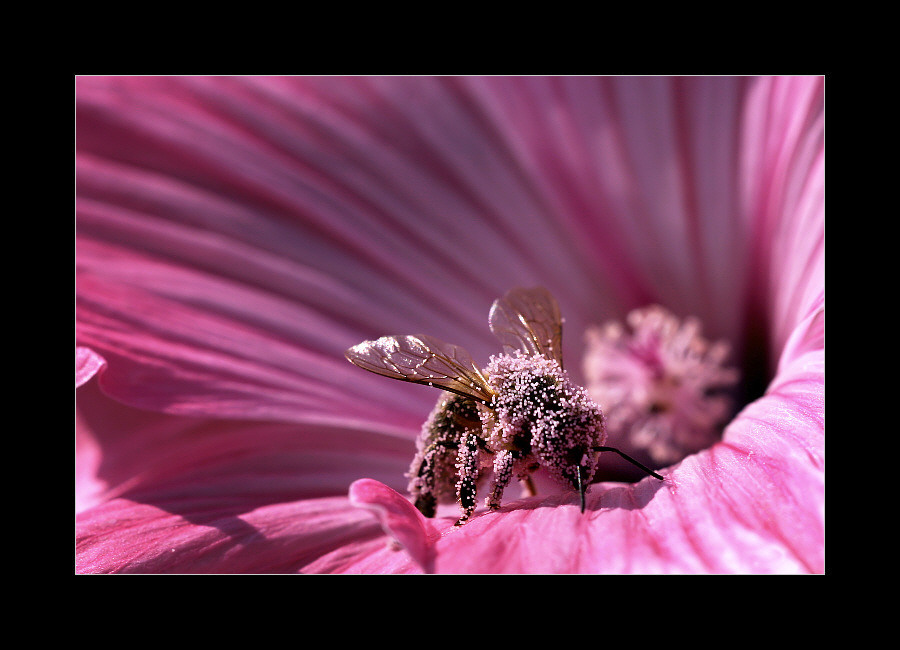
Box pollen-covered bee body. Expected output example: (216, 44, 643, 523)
(483, 352, 607, 500)
(345, 287, 661, 525)
(406, 392, 485, 518)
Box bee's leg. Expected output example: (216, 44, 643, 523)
(412, 440, 458, 518)
(454, 432, 482, 526)
(485, 449, 516, 512)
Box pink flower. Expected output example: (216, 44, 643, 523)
(76, 76, 824, 573)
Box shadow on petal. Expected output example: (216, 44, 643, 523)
(480, 474, 669, 520)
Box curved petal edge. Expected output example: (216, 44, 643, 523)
(348, 478, 436, 572)
(76, 346, 107, 388)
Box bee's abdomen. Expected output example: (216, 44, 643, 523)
(407, 393, 483, 513)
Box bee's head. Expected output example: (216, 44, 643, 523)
(531, 437, 601, 511)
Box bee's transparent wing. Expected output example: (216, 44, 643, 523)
(488, 286, 564, 368)
(345, 334, 494, 404)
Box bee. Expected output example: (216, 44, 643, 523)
(345, 287, 663, 525)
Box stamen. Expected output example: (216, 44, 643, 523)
(583, 305, 739, 465)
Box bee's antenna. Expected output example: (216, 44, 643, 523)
(592, 446, 664, 481)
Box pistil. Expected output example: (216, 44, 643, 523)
(583, 305, 739, 465)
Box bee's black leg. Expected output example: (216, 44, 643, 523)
(485, 449, 516, 512)
(454, 433, 481, 525)
(412, 440, 459, 518)
(592, 446, 664, 480)
(576, 466, 586, 513)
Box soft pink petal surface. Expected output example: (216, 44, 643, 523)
(76, 377, 416, 573)
(76, 495, 387, 574)
(75, 346, 106, 388)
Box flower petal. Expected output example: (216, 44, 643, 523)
(76, 495, 385, 574)
(738, 76, 824, 369)
(76, 376, 412, 521)
(77, 264, 426, 432)
(348, 478, 437, 572)
(75, 346, 106, 387)
(345, 429, 821, 574)
(75, 381, 417, 574)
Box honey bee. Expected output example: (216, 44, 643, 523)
(345, 287, 663, 525)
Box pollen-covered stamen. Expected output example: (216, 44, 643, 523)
(583, 305, 740, 465)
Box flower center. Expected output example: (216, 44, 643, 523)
(583, 305, 739, 466)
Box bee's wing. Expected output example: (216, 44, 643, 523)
(345, 334, 494, 404)
(488, 286, 564, 368)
